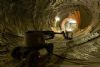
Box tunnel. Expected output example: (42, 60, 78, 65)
(0, 0, 100, 67)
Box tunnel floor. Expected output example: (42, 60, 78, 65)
(0, 31, 100, 67)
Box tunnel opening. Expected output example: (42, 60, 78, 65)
(61, 10, 80, 33)
(51, 4, 92, 35)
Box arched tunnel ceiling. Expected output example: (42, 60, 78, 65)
(0, 0, 95, 35)
(0, 0, 100, 67)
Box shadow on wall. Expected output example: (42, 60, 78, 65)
(79, 5, 92, 29)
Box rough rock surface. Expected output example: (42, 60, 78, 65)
(0, 0, 100, 67)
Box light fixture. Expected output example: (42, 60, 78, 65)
(65, 18, 78, 32)
(67, 18, 77, 23)
(55, 16, 60, 22)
